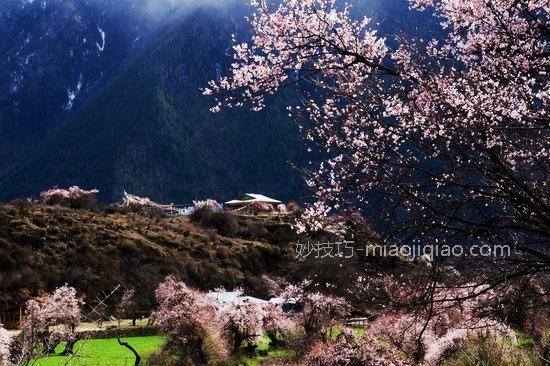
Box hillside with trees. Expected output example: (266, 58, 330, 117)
(0, 200, 299, 311)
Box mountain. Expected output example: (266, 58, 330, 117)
(0, 0, 184, 174)
(0, 0, 430, 204)
(0, 3, 308, 203)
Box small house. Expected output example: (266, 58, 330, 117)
(205, 291, 268, 306)
(0, 304, 25, 329)
(224, 193, 282, 211)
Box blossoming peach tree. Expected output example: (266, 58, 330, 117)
(205, 0, 550, 302)
(219, 301, 265, 354)
(153, 276, 224, 363)
(9, 285, 82, 365)
(40, 186, 99, 209)
(281, 281, 350, 343)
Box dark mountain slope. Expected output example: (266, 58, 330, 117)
(0, 0, 184, 174)
(0, 6, 308, 203)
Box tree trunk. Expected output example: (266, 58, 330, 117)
(45, 341, 60, 355)
(62, 339, 77, 355)
(117, 338, 141, 366)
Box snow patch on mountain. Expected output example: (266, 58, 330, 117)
(9, 72, 23, 93)
(96, 26, 105, 52)
(64, 73, 84, 111)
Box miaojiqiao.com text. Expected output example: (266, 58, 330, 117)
(294, 241, 514, 260)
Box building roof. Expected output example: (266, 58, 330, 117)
(205, 291, 268, 305)
(268, 297, 297, 304)
(225, 193, 282, 206)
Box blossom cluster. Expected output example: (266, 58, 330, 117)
(7, 285, 83, 365)
(281, 280, 350, 341)
(0, 325, 10, 366)
(152, 277, 354, 361)
(207, 0, 549, 255)
(193, 199, 223, 212)
(40, 186, 99, 207)
(368, 280, 518, 365)
(303, 329, 413, 366)
(153, 276, 270, 360)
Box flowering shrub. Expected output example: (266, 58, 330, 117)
(368, 282, 520, 365)
(262, 303, 295, 346)
(40, 186, 98, 209)
(358, 332, 413, 366)
(193, 199, 222, 212)
(152, 276, 228, 363)
(281, 281, 350, 342)
(276, 204, 288, 213)
(13, 285, 82, 362)
(245, 201, 273, 213)
(41, 285, 82, 335)
(219, 302, 264, 354)
(302, 330, 359, 366)
(303, 330, 413, 366)
(0, 325, 10, 366)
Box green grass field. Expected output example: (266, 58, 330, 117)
(33, 327, 365, 365)
(34, 336, 165, 366)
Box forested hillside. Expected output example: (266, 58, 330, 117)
(0, 4, 308, 203)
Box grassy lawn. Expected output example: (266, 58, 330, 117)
(34, 336, 165, 366)
(33, 327, 365, 365)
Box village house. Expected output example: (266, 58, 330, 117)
(0, 304, 25, 329)
(224, 193, 282, 211)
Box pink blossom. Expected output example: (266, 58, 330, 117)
(16, 285, 83, 362)
(219, 302, 264, 354)
(262, 303, 295, 337)
(152, 276, 229, 361)
(206, 0, 549, 257)
(281, 281, 350, 341)
(193, 199, 223, 211)
(0, 325, 11, 366)
(40, 186, 99, 208)
(302, 330, 359, 366)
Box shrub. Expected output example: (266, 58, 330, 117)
(219, 302, 264, 355)
(302, 330, 412, 366)
(281, 281, 350, 343)
(11, 285, 83, 363)
(0, 325, 10, 366)
(152, 276, 228, 364)
(190, 208, 238, 237)
(262, 303, 295, 347)
(442, 334, 543, 366)
(193, 199, 222, 212)
(40, 186, 98, 209)
(302, 331, 360, 366)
